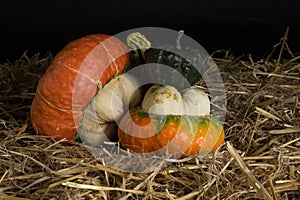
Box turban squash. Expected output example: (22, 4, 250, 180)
(117, 32, 224, 157)
(118, 84, 224, 157)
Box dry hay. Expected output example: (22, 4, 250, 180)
(0, 30, 299, 200)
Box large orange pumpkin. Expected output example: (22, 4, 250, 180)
(30, 34, 130, 141)
(118, 108, 224, 158)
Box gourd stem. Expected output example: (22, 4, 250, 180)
(176, 30, 184, 50)
(127, 32, 151, 65)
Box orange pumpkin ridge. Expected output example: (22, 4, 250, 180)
(118, 108, 225, 158)
(30, 34, 130, 141)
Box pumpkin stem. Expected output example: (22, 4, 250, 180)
(127, 32, 151, 65)
(176, 30, 184, 50)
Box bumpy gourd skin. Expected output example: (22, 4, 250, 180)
(118, 108, 224, 158)
(144, 46, 208, 89)
(141, 84, 210, 117)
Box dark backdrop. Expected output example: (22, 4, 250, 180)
(1, 0, 300, 62)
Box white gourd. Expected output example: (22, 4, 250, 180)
(142, 85, 183, 115)
(93, 74, 142, 122)
(182, 87, 210, 116)
(78, 74, 142, 145)
(141, 84, 210, 116)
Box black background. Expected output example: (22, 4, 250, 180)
(1, 0, 300, 62)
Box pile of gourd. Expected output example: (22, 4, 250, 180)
(30, 32, 224, 158)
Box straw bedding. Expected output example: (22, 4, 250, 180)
(0, 30, 299, 199)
